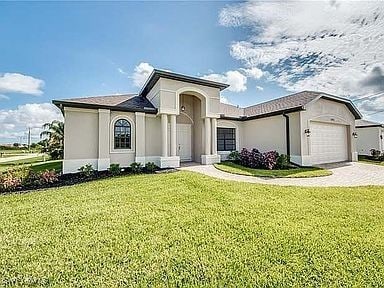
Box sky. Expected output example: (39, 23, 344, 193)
(0, 1, 383, 144)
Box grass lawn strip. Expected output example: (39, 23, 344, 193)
(0, 171, 383, 287)
(214, 162, 332, 178)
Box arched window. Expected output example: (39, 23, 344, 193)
(114, 119, 131, 149)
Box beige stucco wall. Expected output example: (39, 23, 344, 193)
(243, 115, 287, 154)
(356, 127, 383, 155)
(149, 78, 221, 118)
(64, 108, 99, 160)
(300, 98, 358, 165)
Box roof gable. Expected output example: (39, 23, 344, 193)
(139, 69, 229, 97)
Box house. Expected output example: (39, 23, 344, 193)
(356, 119, 384, 156)
(53, 69, 362, 174)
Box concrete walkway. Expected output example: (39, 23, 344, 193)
(0, 153, 40, 163)
(179, 162, 384, 187)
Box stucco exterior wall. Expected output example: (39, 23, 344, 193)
(300, 98, 358, 165)
(243, 115, 287, 154)
(63, 107, 99, 173)
(150, 78, 221, 117)
(356, 127, 382, 155)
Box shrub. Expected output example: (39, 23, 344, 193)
(370, 149, 382, 160)
(108, 163, 121, 176)
(0, 169, 23, 191)
(78, 164, 95, 178)
(239, 148, 251, 167)
(249, 148, 263, 168)
(262, 151, 279, 170)
(276, 154, 290, 169)
(145, 162, 158, 173)
(227, 151, 241, 163)
(130, 162, 143, 174)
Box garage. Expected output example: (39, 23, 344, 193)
(310, 121, 349, 165)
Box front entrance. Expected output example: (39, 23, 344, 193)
(177, 124, 192, 162)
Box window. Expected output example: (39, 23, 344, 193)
(217, 128, 236, 151)
(114, 119, 131, 149)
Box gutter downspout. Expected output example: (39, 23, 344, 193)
(283, 113, 290, 158)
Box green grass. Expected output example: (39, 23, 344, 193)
(0, 171, 383, 287)
(215, 162, 332, 178)
(359, 155, 384, 166)
(30, 160, 62, 173)
(0, 156, 51, 172)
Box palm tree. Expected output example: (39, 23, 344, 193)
(40, 120, 64, 159)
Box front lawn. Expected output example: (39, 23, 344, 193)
(215, 161, 332, 178)
(0, 171, 383, 287)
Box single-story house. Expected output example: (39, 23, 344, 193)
(53, 69, 362, 174)
(356, 119, 384, 156)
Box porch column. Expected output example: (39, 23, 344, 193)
(211, 118, 217, 155)
(161, 114, 168, 157)
(204, 117, 211, 155)
(170, 114, 177, 157)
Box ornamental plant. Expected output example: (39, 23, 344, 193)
(262, 151, 279, 170)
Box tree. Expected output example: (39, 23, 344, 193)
(40, 120, 64, 159)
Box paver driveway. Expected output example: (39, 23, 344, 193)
(180, 162, 384, 187)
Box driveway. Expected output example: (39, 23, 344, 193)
(179, 162, 384, 187)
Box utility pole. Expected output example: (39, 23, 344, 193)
(28, 127, 31, 152)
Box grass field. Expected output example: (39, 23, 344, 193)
(215, 161, 332, 178)
(0, 171, 383, 287)
(0, 155, 62, 173)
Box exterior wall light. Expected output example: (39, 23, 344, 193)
(352, 132, 358, 138)
(304, 128, 311, 137)
(181, 105, 186, 112)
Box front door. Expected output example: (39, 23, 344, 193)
(177, 124, 192, 162)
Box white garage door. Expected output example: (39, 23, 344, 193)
(310, 122, 348, 165)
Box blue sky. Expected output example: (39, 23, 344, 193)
(1, 1, 383, 143)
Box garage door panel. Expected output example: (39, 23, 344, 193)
(310, 122, 348, 165)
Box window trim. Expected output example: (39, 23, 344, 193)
(110, 115, 135, 154)
(114, 119, 132, 150)
(217, 127, 236, 152)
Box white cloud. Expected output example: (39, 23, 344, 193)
(0, 73, 44, 96)
(256, 85, 264, 91)
(201, 70, 247, 92)
(0, 94, 9, 100)
(117, 68, 128, 75)
(219, 1, 384, 116)
(0, 103, 63, 143)
(220, 95, 232, 105)
(132, 62, 154, 87)
(240, 67, 263, 79)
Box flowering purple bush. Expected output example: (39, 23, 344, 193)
(239, 148, 251, 167)
(235, 148, 281, 170)
(262, 151, 279, 170)
(249, 148, 263, 168)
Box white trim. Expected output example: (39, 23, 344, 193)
(217, 121, 240, 153)
(159, 156, 180, 168)
(63, 158, 98, 174)
(201, 154, 221, 165)
(109, 114, 135, 154)
(97, 158, 110, 171)
(64, 107, 98, 113)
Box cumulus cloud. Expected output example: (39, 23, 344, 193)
(0, 73, 44, 96)
(240, 67, 263, 79)
(201, 70, 247, 92)
(219, 1, 384, 116)
(0, 103, 63, 143)
(132, 62, 154, 87)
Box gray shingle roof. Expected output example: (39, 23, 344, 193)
(53, 94, 157, 113)
(220, 91, 361, 120)
(356, 119, 384, 128)
(243, 91, 320, 117)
